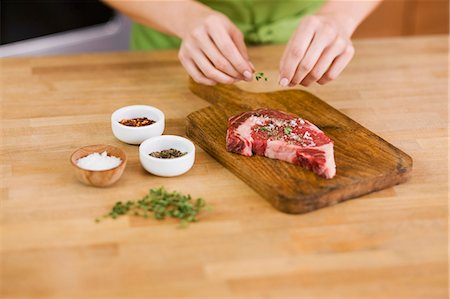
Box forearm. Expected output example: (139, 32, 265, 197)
(103, 0, 214, 38)
(316, 0, 383, 37)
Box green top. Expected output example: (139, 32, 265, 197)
(131, 0, 324, 50)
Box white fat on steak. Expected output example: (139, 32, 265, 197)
(232, 115, 263, 156)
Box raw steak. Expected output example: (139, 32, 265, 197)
(226, 108, 336, 178)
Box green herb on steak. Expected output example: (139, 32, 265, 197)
(284, 126, 293, 135)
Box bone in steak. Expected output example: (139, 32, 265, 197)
(226, 108, 336, 178)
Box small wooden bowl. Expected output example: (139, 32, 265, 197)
(70, 144, 127, 187)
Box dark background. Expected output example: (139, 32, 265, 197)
(0, 0, 114, 45)
(1, 0, 448, 46)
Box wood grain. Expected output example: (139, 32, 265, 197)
(186, 82, 412, 214)
(0, 36, 448, 299)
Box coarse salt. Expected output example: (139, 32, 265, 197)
(274, 119, 285, 127)
(76, 151, 122, 171)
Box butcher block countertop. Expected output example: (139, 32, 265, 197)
(1, 35, 448, 299)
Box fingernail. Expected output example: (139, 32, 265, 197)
(243, 70, 252, 80)
(279, 78, 289, 87)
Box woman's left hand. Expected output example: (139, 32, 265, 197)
(279, 14, 355, 87)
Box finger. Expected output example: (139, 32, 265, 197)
(207, 25, 253, 80)
(191, 27, 243, 80)
(300, 37, 347, 87)
(290, 30, 335, 86)
(229, 26, 255, 70)
(278, 21, 316, 86)
(317, 45, 354, 85)
(180, 57, 216, 86)
(249, 61, 256, 72)
(188, 44, 237, 84)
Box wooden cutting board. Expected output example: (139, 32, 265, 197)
(186, 80, 413, 214)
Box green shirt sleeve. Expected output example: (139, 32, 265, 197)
(131, 0, 324, 51)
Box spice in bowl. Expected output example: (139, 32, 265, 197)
(119, 117, 155, 127)
(76, 151, 122, 171)
(149, 148, 187, 159)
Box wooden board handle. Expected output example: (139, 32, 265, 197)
(188, 78, 270, 109)
(189, 78, 244, 105)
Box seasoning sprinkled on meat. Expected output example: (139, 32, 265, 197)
(226, 108, 336, 178)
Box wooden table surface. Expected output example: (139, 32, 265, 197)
(1, 35, 448, 299)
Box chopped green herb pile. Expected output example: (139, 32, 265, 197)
(255, 72, 268, 81)
(96, 186, 207, 228)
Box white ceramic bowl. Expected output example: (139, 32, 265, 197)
(111, 105, 165, 145)
(139, 135, 195, 177)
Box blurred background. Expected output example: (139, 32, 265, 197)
(1, 0, 448, 58)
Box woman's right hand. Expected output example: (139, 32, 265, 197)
(178, 13, 254, 85)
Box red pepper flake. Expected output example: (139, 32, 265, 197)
(119, 117, 155, 127)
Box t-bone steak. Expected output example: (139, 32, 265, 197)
(226, 108, 336, 178)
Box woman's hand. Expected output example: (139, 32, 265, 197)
(279, 15, 355, 87)
(178, 13, 254, 86)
